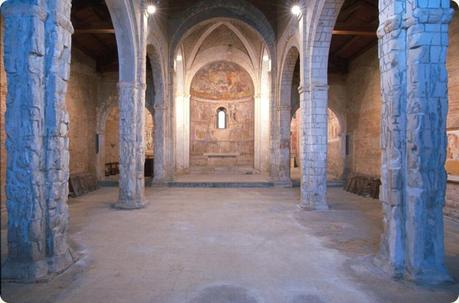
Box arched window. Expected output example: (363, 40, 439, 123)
(217, 107, 227, 129)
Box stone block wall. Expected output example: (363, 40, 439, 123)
(344, 45, 381, 178)
(66, 48, 98, 177)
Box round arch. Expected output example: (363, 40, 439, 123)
(186, 46, 256, 97)
(170, 0, 276, 65)
(272, 46, 300, 183)
(105, 0, 138, 82)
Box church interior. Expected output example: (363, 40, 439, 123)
(0, 0, 459, 302)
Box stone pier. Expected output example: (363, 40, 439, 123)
(115, 82, 145, 209)
(377, 0, 454, 284)
(299, 84, 329, 210)
(1, 0, 75, 282)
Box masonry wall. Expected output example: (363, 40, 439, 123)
(104, 107, 154, 173)
(66, 48, 99, 177)
(445, 11, 459, 221)
(345, 46, 381, 178)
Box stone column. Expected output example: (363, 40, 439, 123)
(299, 84, 329, 210)
(377, 0, 454, 284)
(1, 0, 75, 282)
(115, 82, 145, 209)
(377, 0, 408, 278)
(153, 103, 168, 183)
(276, 104, 293, 186)
(135, 82, 146, 204)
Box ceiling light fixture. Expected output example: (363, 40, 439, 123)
(176, 54, 183, 62)
(263, 54, 270, 62)
(291, 4, 302, 16)
(147, 4, 157, 15)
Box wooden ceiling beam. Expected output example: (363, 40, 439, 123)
(74, 28, 115, 34)
(334, 36, 362, 57)
(332, 29, 376, 36)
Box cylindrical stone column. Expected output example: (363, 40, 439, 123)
(276, 104, 293, 186)
(299, 85, 329, 210)
(376, 2, 407, 278)
(135, 82, 146, 204)
(377, 0, 454, 284)
(43, 0, 75, 274)
(153, 103, 168, 183)
(115, 82, 145, 209)
(2, 0, 75, 282)
(404, 3, 454, 284)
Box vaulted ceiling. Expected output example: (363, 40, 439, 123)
(70, 0, 383, 74)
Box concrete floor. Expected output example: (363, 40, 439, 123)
(1, 187, 459, 303)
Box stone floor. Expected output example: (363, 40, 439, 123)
(1, 187, 458, 303)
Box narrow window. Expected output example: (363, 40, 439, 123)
(217, 107, 227, 129)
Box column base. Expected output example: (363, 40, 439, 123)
(373, 255, 404, 280)
(1, 249, 76, 283)
(298, 200, 329, 211)
(373, 255, 455, 285)
(112, 199, 146, 210)
(406, 267, 454, 286)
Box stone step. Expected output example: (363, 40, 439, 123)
(98, 179, 344, 189)
(167, 181, 274, 188)
(291, 180, 345, 188)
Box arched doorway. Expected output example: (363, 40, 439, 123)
(189, 61, 255, 173)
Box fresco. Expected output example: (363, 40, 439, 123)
(191, 61, 254, 100)
(447, 129, 459, 177)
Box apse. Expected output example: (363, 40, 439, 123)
(189, 61, 255, 172)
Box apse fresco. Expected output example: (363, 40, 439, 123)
(447, 129, 459, 177)
(190, 61, 254, 169)
(191, 61, 254, 100)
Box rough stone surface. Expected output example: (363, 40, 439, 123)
(377, 0, 454, 283)
(114, 82, 145, 209)
(1, 0, 75, 282)
(0, 15, 6, 211)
